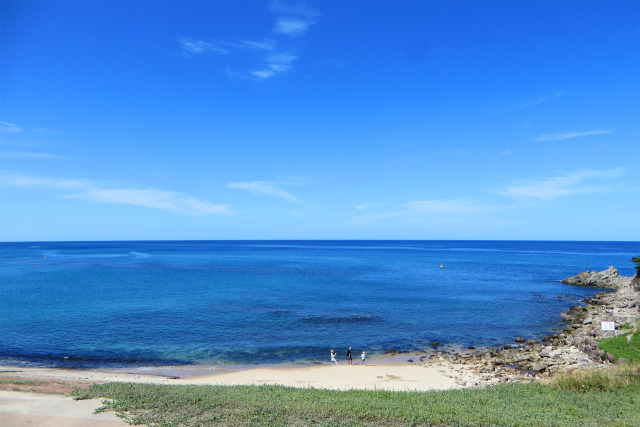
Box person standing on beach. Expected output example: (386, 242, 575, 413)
(347, 347, 352, 365)
(330, 349, 338, 365)
(361, 350, 366, 365)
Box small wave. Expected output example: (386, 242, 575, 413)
(130, 252, 151, 258)
(299, 314, 379, 324)
(81, 253, 125, 258)
(0, 353, 185, 370)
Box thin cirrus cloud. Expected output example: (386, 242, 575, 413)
(250, 54, 297, 79)
(0, 121, 22, 133)
(178, 38, 275, 56)
(0, 171, 232, 216)
(227, 180, 301, 201)
(179, 1, 317, 79)
(518, 90, 565, 110)
(354, 199, 488, 223)
(178, 38, 230, 55)
(532, 130, 614, 141)
(179, 36, 294, 80)
(500, 168, 624, 200)
(274, 17, 313, 36)
(0, 151, 67, 160)
(271, 0, 318, 36)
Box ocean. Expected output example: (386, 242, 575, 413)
(1, 240, 638, 369)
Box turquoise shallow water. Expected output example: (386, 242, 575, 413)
(1, 240, 638, 368)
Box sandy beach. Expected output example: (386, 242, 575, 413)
(0, 359, 481, 425)
(0, 356, 482, 393)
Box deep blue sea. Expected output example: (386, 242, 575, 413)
(1, 240, 638, 369)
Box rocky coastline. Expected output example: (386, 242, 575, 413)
(414, 266, 639, 387)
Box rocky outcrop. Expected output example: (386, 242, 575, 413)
(561, 266, 633, 290)
(414, 266, 639, 387)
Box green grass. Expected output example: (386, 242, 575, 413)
(73, 375, 640, 427)
(599, 320, 640, 363)
(545, 365, 640, 392)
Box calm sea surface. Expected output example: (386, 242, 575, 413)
(1, 240, 638, 369)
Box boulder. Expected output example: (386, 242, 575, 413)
(512, 354, 532, 363)
(539, 349, 552, 358)
(531, 363, 546, 372)
(562, 266, 632, 290)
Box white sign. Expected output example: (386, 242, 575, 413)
(601, 322, 615, 331)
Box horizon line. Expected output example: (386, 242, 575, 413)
(1, 239, 638, 244)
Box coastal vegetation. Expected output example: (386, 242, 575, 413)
(74, 373, 640, 427)
(598, 320, 640, 363)
(546, 364, 639, 392)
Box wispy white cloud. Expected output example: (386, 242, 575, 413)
(270, 0, 319, 31)
(353, 198, 491, 224)
(0, 171, 232, 215)
(275, 18, 312, 36)
(0, 121, 22, 133)
(180, 1, 318, 79)
(0, 151, 66, 160)
(533, 130, 614, 141)
(1, 173, 90, 189)
(179, 38, 229, 55)
(240, 40, 276, 51)
(500, 168, 624, 200)
(227, 180, 302, 201)
(67, 188, 230, 215)
(250, 54, 297, 79)
(179, 38, 275, 56)
(518, 90, 565, 109)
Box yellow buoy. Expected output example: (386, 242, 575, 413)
(440, 264, 443, 268)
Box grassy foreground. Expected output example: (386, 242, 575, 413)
(74, 367, 640, 427)
(599, 320, 640, 363)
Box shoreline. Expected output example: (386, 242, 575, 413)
(2, 267, 637, 393)
(0, 341, 495, 379)
(0, 357, 484, 392)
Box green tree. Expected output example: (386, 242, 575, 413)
(632, 256, 640, 277)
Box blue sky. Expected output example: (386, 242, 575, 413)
(1, 0, 638, 241)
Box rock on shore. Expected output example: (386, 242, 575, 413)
(418, 267, 639, 387)
(561, 265, 631, 289)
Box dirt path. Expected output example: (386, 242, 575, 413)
(0, 390, 129, 426)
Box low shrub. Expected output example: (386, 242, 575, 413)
(73, 380, 640, 426)
(546, 365, 640, 392)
